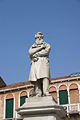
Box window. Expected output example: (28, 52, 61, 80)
(20, 96, 27, 106)
(6, 98, 14, 118)
(59, 85, 68, 105)
(20, 91, 28, 106)
(59, 90, 68, 105)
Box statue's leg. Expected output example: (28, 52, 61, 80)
(43, 78, 50, 96)
(35, 79, 42, 97)
(30, 81, 36, 96)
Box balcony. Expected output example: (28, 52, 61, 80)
(62, 103, 80, 114)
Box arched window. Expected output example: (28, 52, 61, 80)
(69, 83, 79, 104)
(59, 85, 68, 105)
(20, 91, 28, 106)
(5, 94, 14, 118)
(49, 86, 57, 103)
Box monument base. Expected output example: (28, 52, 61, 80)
(17, 96, 66, 120)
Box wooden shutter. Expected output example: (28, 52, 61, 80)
(59, 90, 68, 105)
(6, 98, 14, 118)
(20, 96, 27, 106)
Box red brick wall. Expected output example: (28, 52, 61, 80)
(20, 91, 27, 97)
(6, 93, 13, 99)
(70, 89, 79, 104)
(49, 87, 57, 102)
(14, 91, 20, 119)
(0, 94, 4, 120)
(49, 86, 56, 92)
(59, 85, 67, 91)
(50, 92, 57, 103)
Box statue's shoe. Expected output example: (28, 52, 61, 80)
(43, 92, 50, 96)
(36, 94, 42, 97)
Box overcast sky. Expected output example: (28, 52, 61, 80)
(0, 0, 80, 85)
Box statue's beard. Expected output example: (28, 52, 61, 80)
(35, 39, 43, 45)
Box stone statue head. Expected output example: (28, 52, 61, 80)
(35, 32, 44, 45)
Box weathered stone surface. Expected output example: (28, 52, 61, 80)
(17, 96, 66, 120)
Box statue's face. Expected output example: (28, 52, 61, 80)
(35, 36, 43, 45)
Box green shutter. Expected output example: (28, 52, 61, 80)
(59, 90, 68, 105)
(20, 96, 27, 106)
(6, 98, 14, 118)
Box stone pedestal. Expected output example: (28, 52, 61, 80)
(16, 96, 66, 120)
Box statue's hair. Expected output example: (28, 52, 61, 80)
(35, 32, 44, 39)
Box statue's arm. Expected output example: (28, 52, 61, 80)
(29, 45, 45, 57)
(36, 43, 51, 57)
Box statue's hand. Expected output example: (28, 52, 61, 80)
(32, 57, 38, 62)
(41, 43, 46, 49)
(33, 53, 38, 58)
(32, 54, 39, 62)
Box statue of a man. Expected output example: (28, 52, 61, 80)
(29, 32, 51, 97)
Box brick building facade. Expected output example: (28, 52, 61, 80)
(0, 74, 80, 120)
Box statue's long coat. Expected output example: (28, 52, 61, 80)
(29, 42, 51, 81)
